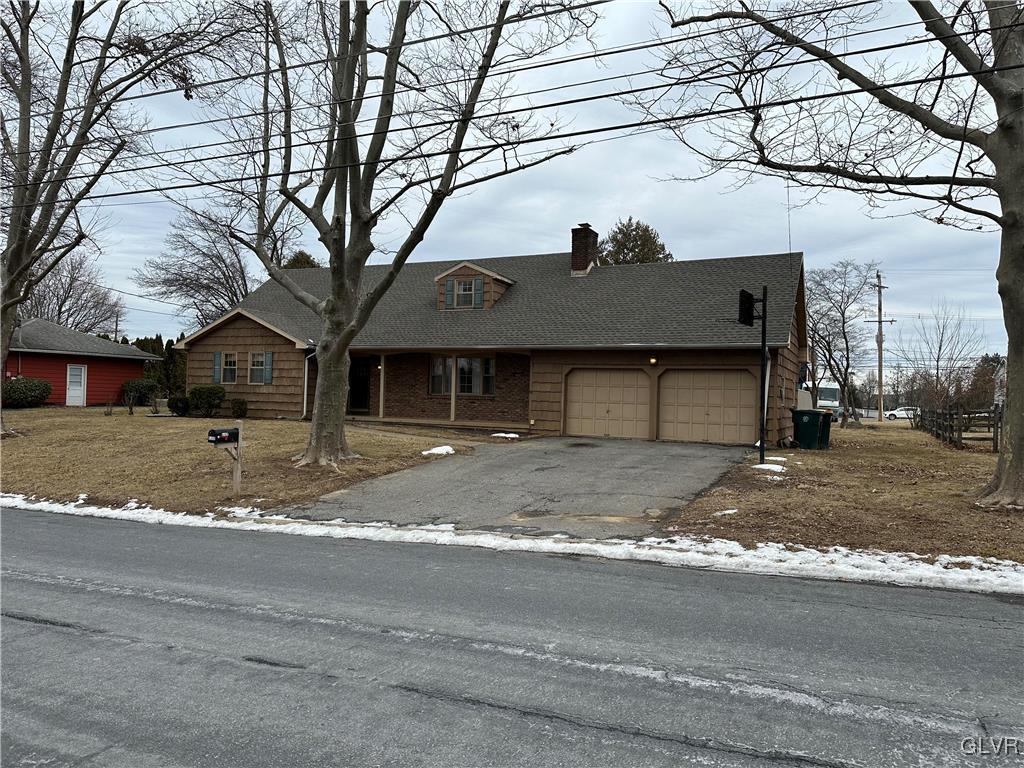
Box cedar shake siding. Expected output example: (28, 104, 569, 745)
(185, 314, 305, 419)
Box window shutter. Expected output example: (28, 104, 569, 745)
(473, 276, 484, 308)
(263, 351, 273, 384)
(444, 278, 454, 308)
(212, 351, 222, 384)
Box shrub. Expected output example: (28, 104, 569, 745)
(167, 394, 190, 416)
(1, 377, 52, 408)
(230, 398, 248, 418)
(188, 385, 226, 417)
(122, 378, 159, 407)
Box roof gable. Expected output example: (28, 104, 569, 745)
(433, 261, 515, 285)
(174, 308, 311, 350)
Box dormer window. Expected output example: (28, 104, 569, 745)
(435, 261, 515, 311)
(456, 279, 477, 308)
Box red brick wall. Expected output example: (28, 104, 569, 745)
(378, 351, 529, 423)
(383, 353, 451, 420)
(455, 353, 530, 422)
(4, 352, 146, 406)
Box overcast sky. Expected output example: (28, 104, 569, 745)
(91, 1, 1006, 370)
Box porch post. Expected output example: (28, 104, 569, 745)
(450, 353, 457, 422)
(378, 354, 386, 419)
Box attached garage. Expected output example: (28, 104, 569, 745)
(565, 368, 649, 439)
(659, 369, 757, 445)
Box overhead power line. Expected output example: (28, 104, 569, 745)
(31, 11, 1017, 192)
(11, 55, 1021, 211)
(30, 0, 616, 120)
(10, 0, 879, 162)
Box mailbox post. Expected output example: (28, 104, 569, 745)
(208, 420, 243, 496)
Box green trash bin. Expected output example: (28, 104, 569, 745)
(792, 409, 825, 449)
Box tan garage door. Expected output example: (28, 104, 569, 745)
(565, 368, 650, 439)
(659, 370, 757, 444)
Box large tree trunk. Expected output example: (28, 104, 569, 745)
(1, 270, 22, 432)
(298, 324, 355, 466)
(981, 206, 1024, 507)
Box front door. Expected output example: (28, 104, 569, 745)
(347, 356, 372, 413)
(66, 364, 86, 406)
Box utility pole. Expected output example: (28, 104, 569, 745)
(865, 270, 895, 421)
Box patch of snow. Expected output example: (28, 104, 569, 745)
(763, 476, 786, 482)
(491, 432, 520, 439)
(3, 493, 1022, 595)
(765, 456, 787, 462)
(218, 505, 261, 517)
(713, 509, 738, 517)
(752, 463, 786, 473)
(421, 445, 455, 456)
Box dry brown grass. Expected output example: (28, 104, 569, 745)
(666, 420, 1024, 562)
(1, 408, 480, 513)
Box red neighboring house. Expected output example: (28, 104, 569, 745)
(4, 319, 160, 406)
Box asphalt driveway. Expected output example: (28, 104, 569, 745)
(289, 437, 748, 539)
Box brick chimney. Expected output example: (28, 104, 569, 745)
(571, 223, 599, 274)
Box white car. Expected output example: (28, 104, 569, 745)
(884, 407, 918, 421)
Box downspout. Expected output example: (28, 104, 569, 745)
(301, 347, 316, 420)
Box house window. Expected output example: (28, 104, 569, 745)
(457, 357, 495, 395)
(456, 279, 475, 307)
(222, 352, 237, 384)
(249, 352, 265, 384)
(429, 356, 452, 395)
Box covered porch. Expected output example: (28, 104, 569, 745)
(305, 350, 531, 432)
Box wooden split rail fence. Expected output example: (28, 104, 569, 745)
(913, 405, 1003, 452)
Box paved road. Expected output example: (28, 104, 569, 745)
(2, 509, 1022, 768)
(292, 437, 747, 539)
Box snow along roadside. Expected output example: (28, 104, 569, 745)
(2, 493, 1022, 595)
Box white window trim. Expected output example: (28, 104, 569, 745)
(248, 351, 265, 385)
(222, 351, 238, 384)
(455, 279, 475, 307)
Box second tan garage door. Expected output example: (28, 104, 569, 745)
(565, 368, 650, 439)
(659, 370, 757, 444)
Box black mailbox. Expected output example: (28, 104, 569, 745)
(208, 427, 239, 445)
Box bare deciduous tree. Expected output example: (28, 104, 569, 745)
(134, 209, 258, 329)
(193, 1, 595, 466)
(894, 300, 985, 407)
(20, 248, 125, 335)
(806, 260, 877, 427)
(639, 0, 1023, 506)
(1, 1, 237, 426)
